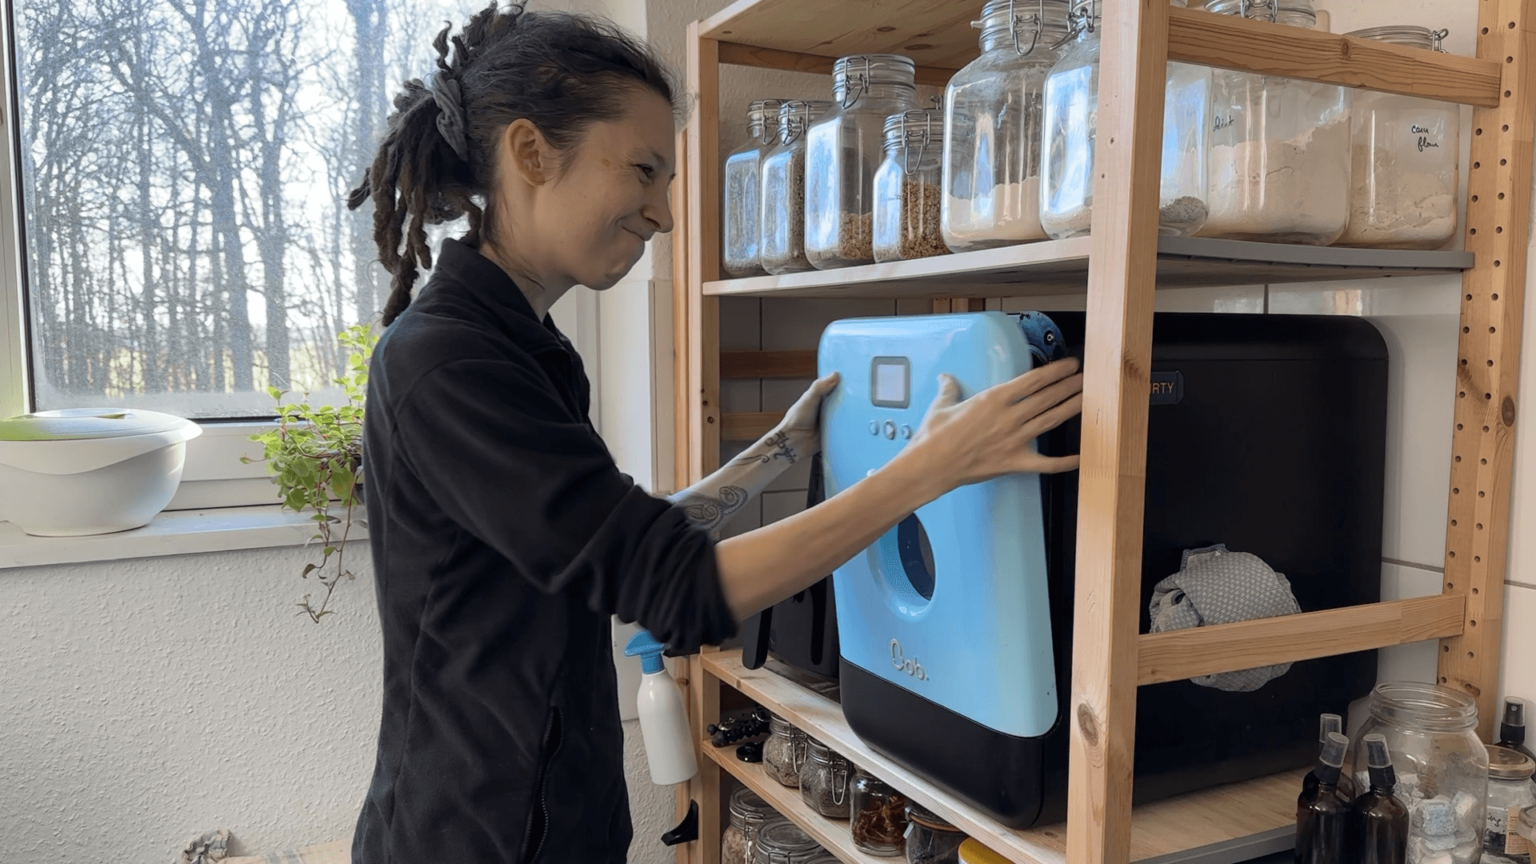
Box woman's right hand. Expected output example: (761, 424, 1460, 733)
(900, 358, 1085, 491)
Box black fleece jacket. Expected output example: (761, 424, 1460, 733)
(352, 239, 737, 864)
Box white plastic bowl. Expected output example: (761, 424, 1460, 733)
(0, 408, 203, 537)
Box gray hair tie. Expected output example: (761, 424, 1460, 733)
(427, 73, 470, 162)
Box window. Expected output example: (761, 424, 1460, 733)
(0, 0, 473, 506)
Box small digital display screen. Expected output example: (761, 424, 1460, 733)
(871, 358, 909, 408)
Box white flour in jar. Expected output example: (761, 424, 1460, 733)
(1335, 143, 1457, 248)
(1202, 116, 1351, 243)
(943, 177, 1046, 247)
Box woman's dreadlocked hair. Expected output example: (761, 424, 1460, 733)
(348, 2, 680, 326)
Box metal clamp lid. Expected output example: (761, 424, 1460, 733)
(883, 109, 943, 175)
(747, 98, 784, 143)
(833, 53, 917, 109)
(777, 99, 832, 145)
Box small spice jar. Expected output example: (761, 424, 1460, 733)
(723, 785, 781, 864)
(762, 712, 809, 787)
(873, 110, 948, 263)
(1352, 682, 1490, 864)
(851, 765, 908, 857)
(800, 737, 853, 819)
(723, 99, 784, 277)
(1486, 747, 1536, 864)
(760, 100, 833, 276)
(752, 818, 823, 864)
(904, 802, 966, 864)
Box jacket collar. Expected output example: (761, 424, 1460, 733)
(429, 238, 570, 356)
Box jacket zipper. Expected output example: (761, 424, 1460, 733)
(521, 706, 563, 864)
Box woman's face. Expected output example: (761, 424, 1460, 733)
(504, 89, 676, 292)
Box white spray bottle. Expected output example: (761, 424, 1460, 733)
(624, 630, 699, 785)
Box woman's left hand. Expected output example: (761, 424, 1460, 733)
(775, 372, 840, 458)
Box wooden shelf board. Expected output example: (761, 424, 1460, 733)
(701, 2, 1500, 106)
(704, 746, 892, 864)
(702, 651, 1304, 864)
(703, 237, 1474, 299)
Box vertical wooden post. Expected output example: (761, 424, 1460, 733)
(1066, 0, 1169, 862)
(686, 22, 722, 487)
(1439, 0, 1536, 739)
(674, 129, 692, 497)
(681, 21, 723, 864)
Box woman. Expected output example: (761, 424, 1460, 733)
(348, 4, 1084, 863)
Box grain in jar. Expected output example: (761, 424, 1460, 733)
(723, 99, 783, 277)
(805, 55, 918, 269)
(760, 100, 832, 275)
(723, 785, 780, 864)
(874, 110, 949, 263)
(762, 712, 809, 787)
(799, 737, 853, 819)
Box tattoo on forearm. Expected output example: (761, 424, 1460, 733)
(730, 430, 798, 467)
(677, 485, 750, 532)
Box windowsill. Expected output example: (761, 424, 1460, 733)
(0, 505, 369, 571)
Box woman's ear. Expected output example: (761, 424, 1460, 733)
(503, 118, 550, 186)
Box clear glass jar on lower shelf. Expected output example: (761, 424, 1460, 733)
(752, 818, 824, 864)
(1198, 0, 1350, 245)
(1335, 26, 1460, 249)
(905, 802, 967, 864)
(851, 765, 909, 857)
(800, 737, 852, 819)
(723, 785, 781, 864)
(873, 110, 948, 263)
(1352, 682, 1490, 864)
(762, 712, 808, 787)
(1485, 747, 1536, 864)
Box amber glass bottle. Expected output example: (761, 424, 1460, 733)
(1297, 732, 1353, 864)
(1352, 734, 1409, 864)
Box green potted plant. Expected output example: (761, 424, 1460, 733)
(246, 323, 378, 622)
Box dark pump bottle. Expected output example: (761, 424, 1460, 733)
(1303, 714, 1356, 800)
(1352, 734, 1409, 864)
(1498, 698, 1535, 760)
(1297, 732, 1352, 864)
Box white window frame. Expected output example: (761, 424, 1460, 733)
(0, 4, 617, 522)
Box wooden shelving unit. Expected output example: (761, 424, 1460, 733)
(672, 1, 1536, 863)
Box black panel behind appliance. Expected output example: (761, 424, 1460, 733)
(741, 453, 840, 681)
(838, 311, 1387, 828)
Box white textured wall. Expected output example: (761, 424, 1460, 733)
(0, 545, 380, 861)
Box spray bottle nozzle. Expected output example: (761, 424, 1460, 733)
(1319, 713, 1343, 743)
(1362, 733, 1398, 791)
(1319, 732, 1349, 769)
(624, 630, 668, 674)
(1504, 698, 1528, 729)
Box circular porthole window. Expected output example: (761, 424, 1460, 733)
(874, 513, 936, 614)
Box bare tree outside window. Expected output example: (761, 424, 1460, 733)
(13, 0, 468, 418)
